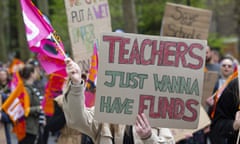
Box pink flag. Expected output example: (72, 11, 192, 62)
(85, 41, 98, 107)
(38, 55, 66, 75)
(20, 0, 53, 48)
(20, 0, 67, 76)
(36, 37, 66, 75)
(88, 41, 98, 84)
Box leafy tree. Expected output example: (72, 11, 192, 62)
(109, 0, 207, 35)
(49, 0, 71, 55)
(108, 0, 124, 31)
(0, 1, 8, 62)
(0, 0, 238, 61)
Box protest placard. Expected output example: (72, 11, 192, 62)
(161, 2, 212, 40)
(171, 105, 211, 142)
(202, 71, 218, 110)
(64, 0, 112, 72)
(94, 32, 207, 128)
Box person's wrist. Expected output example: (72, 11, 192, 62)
(71, 79, 83, 85)
(233, 120, 240, 130)
(140, 132, 152, 140)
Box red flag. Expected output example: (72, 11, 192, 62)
(42, 73, 66, 116)
(8, 58, 25, 74)
(1, 72, 30, 140)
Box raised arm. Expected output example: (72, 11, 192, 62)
(63, 58, 99, 141)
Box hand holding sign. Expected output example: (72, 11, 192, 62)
(135, 113, 152, 139)
(65, 58, 82, 85)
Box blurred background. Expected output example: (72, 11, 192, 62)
(0, 0, 239, 62)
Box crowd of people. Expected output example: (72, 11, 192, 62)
(178, 46, 240, 144)
(0, 44, 240, 144)
(0, 55, 176, 144)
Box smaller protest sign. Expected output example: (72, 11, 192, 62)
(161, 2, 212, 40)
(202, 71, 218, 110)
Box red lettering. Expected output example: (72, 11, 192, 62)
(129, 39, 140, 64)
(174, 98, 185, 119)
(182, 99, 198, 121)
(155, 42, 164, 65)
(103, 36, 121, 63)
(138, 95, 199, 122)
(118, 38, 131, 64)
(162, 97, 175, 119)
(138, 95, 154, 114)
(188, 43, 204, 69)
(162, 41, 176, 66)
(103, 35, 204, 70)
(140, 39, 157, 65)
(175, 42, 188, 67)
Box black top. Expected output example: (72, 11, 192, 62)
(209, 78, 240, 144)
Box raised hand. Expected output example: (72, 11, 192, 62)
(65, 58, 82, 85)
(135, 113, 152, 140)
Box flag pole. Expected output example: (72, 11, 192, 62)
(50, 33, 67, 58)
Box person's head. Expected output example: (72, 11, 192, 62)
(0, 68, 11, 85)
(27, 59, 41, 79)
(19, 64, 38, 82)
(211, 48, 221, 64)
(205, 46, 212, 64)
(220, 56, 234, 78)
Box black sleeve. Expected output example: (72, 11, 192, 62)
(211, 78, 239, 137)
(45, 100, 66, 132)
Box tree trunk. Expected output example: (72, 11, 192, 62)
(17, 0, 30, 61)
(235, 0, 240, 59)
(122, 0, 138, 33)
(0, 1, 9, 62)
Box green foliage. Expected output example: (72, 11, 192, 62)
(48, 0, 71, 54)
(208, 33, 238, 56)
(137, 0, 167, 35)
(208, 33, 225, 48)
(5, 0, 221, 58)
(108, 0, 208, 35)
(108, 0, 124, 31)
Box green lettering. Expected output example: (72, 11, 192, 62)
(190, 79, 199, 96)
(179, 77, 191, 94)
(153, 74, 199, 96)
(100, 96, 111, 112)
(104, 71, 121, 87)
(100, 96, 133, 114)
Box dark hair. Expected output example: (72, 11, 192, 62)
(81, 73, 87, 81)
(27, 59, 39, 67)
(220, 55, 234, 62)
(19, 64, 35, 80)
(0, 67, 11, 83)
